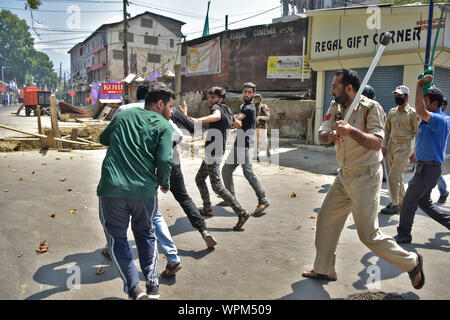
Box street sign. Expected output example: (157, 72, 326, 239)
(102, 83, 124, 94)
(68, 91, 76, 96)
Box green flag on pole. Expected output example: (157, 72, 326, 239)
(202, 0, 211, 37)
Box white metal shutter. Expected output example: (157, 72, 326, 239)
(324, 66, 404, 115)
(434, 67, 450, 153)
(434, 67, 450, 116)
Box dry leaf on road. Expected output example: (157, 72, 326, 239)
(50, 213, 56, 218)
(96, 266, 104, 275)
(310, 216, 316, 219)
(60, 178, 67, 182)
(70, 209, 78, 214)
(18, 251, 23, 258)
(290, 192, 297, 198)
(66, 188, 72, 192)
(82, 206, 88, 210)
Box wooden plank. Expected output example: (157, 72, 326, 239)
(37, 106, 44, 149)
(70, 128, 79, 150)
(49, 96, 62, 149)
(15, 104, 24, 115)
(0, 124, 90, 145)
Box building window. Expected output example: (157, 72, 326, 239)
(147, 54, 161, 63)
(113, 50, 124, 60)
(144, 35, 158, 45)
(118, 32, 134, 42)
(170, 39, 174, 48)
(80, 48, 83, 56)
(141, 18, 153, 28)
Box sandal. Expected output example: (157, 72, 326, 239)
(233, 211, 249, 231)
(408, 253, 425, 290)
(254, 202, 269, 217)
(199, 207, 214, 217)
(160, 262, 182, 278)
(302, 270, 337, 281)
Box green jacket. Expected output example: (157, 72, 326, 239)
(97, 107, 173, 199)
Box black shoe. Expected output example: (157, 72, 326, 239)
(101, 246, 111, 261)
(380, 204, 400, 215)
(146, 285, 160, 300)
(437, 192, 449, 204)
(394, 234, 412, 244)
(130, 285, 149, 300)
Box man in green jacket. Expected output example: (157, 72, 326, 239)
(97, 84, 175, 300)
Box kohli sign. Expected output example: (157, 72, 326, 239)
(102, 83, 124, 94)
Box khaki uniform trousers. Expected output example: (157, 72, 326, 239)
(387, 140, 412, 206)
(255, 128, 269, 157)
(313, 163, 417, 275)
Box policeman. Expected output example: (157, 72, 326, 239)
(302, 69, 424, 290)
(362, 85, 376, 100)
(381, 85, 418, 215)
(254, 93, 271, 162)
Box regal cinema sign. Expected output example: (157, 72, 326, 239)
(102, 83, 124, 94)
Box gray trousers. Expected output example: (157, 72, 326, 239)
(398, 164, 450, 239)
(195, 159, 244, 214)
(222, 144, 267, 204)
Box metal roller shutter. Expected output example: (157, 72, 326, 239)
(433, 67, 450, 153)
(434, 67, 450, 116)
(324, 66, 404, 116)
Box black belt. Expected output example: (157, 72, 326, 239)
(417, 161, 442, 166)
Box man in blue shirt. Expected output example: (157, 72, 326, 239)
(395, 75, 450, 244)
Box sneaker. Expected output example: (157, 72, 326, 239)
(394, 234, 412, 244)
(130, 285, 149, 300)
(380, 204, 400, 215)
(101, 246, 111, 261)
(201, 231, 218, 248)
(437, 192, 449, 204)
(254, 202, 269, 217)
(146, 285, 160, 300)
(160, 262, 182, 278)
(216, 200, 231, 207)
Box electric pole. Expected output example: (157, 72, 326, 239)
(123, 0, 129, 103)
(59, 62, 62, 94)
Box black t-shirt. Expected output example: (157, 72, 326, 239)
(236, 102, 256, 148)
(205, 104, 228, 157)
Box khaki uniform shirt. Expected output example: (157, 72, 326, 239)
(383, 104, 418, 148)
(319, 96, 385, 170)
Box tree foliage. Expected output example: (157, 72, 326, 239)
(0, 10, 58, 90)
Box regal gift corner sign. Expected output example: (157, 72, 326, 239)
(102, 83, 124, 94)
(309, 7, 446, 61)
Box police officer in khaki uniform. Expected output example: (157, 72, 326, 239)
(381, 85, 418, 215)
(302, 69, 424, 290)
(254, 94, 271, 162)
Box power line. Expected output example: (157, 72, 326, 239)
(0, 6, 123, 13)
(183, 5, 281, 36)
